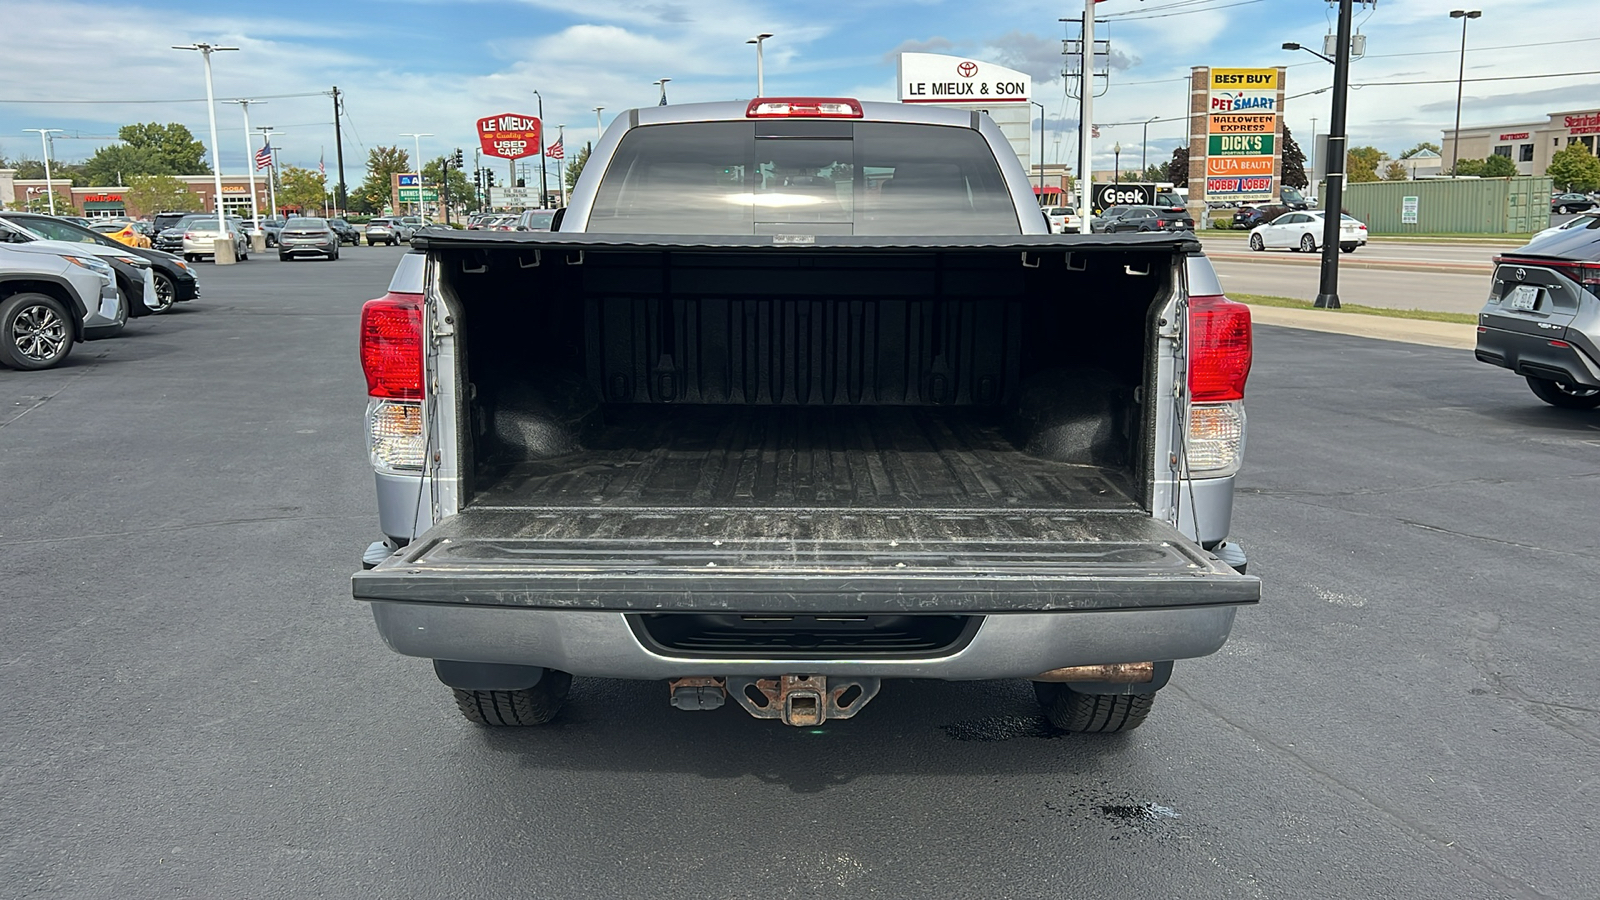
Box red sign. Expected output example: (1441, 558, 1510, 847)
(1566, 113, 1600, 136)
(476, 112, 542, 160)
(84, 193, 123, 202)
(956, 61, 978, 78)
(1498, 132, 1529, 141)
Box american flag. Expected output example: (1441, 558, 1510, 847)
(255, 143, 273, 171)
(318, 153, 326, 177)
(546, 138, 564, 160)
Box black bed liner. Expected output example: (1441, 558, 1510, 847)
(411, 228, 1202, 254)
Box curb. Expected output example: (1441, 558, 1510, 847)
(1246, 305, 1476, 350)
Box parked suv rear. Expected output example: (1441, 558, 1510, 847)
(1476, 227, 1600, 408)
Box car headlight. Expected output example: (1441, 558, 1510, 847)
(113, 256, 148, 267)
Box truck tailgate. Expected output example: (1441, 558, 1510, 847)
(353, 508, 1258, 613)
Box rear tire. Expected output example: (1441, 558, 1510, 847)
(1249, 233, 1264, 251)
(1033, 682, 1154, 733)
(452, 671, 573, 726)
(1340, 243, 1358, 253)
(1299, 233, 1317, 252)
(0, 292, 74, 371)
(1526, 375, 1600, 409)
(1558, 205, 1569, 214)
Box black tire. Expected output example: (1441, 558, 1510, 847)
(1034, 682, 1155, 733)
(149, 272, 176, 314)
(278, 253, 290, 261)
(184, 254, 197, 263)
(1340, 243, 1358, 254)
(0, 292, 74, 371)
(1299, 233, 1317, 252)
(1249, 233, 1265, 251)
(452, 671, 572, 726)
(1526, 375, 1600, 409)
(328, 247, 339, 261)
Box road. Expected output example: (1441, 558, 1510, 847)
(3, 250, 1597, 899)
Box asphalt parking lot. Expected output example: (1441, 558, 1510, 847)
(2, 249, 1597, 899)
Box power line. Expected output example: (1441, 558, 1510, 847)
(0, 90, 330, 105)
(1100, 0, 1268, 21)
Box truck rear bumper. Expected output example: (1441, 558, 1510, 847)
(368, 601, 1239, 680)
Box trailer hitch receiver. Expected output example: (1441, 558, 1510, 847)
(725, 675, 881, 726)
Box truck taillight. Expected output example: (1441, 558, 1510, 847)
(1188, 294, 1252, 402)
(360, 293, 424, 400)
(746, 97, 864, 118)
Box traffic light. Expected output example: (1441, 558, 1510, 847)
(452, 148, 464, 168)
(485, 170, 495, 187)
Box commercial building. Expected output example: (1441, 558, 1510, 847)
(2, 171, 271, 218)
(1442, 108, 1600, 177)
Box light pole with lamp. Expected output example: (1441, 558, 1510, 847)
(1141, 115, 1159, 178)
(1113, 142, 1121, 184)
(747, 33, 773, 97)
(654, 78, 672, 106)
(1449, 9, 1482, 177)
(172, 42, 238, 255)
(400, 132, 432, 222)
(23, 128, 63, 215)
(531, 89, 548, 208)
(1285, 0, 1354, 309)
(1031, 101, 1046, 202)
(594, 107, 605, 144)
(224, 99, 264, 243)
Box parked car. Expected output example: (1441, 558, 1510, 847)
(1248, 210, 1368, 253)
(0, 215, 153, 319)
(364, 218, 400, 246)
(154, 214, 209, 253)
(1101, 205, 1194, 233)
(329, 218, 360, 245)
(0, 243, 122, 369)
(516, 209, 559, 232)
(1475, 225, 1600, 408)
(277, 217, 341, 261)
(352, 98, 1258, 733)
(392, 217, 422, 240)
(182, 217, 250, 262)
(1552, 193, 1597, 215)
(1089, 205, 1134, 233)
(90, 220, 152, 249)
(1279, 187, 1311, 211)
(1044, 206, 1080, 233)
(0, 212, 199, 313)
(1230, 206, 1272, 230)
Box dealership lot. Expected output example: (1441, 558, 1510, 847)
(2, 251, 1596, 899)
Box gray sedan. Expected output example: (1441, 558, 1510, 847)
(277, 218, 341, 261)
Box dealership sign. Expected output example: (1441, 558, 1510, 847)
(477, 112, 542, 160)
(898, 53, 1029, 103)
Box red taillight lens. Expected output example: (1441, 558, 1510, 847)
(1189, 294, 1252, 402)
(746, 97, 864, 118)
(360, 293, 424, 399)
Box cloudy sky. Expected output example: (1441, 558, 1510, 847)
(1, 0, 1594, 184)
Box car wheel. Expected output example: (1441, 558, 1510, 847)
(0, 292, 73, 371)
(1033, 682, 1154, 734)
(1558, 206, 1569, 215)
(278, 254, 290, 262)
(239, 244, 249, 261)
(149, 272, 177, 314)
(1249, 233, 1265, 251)
(1300, 233, 1317, 252)
(330, 247, 340, 261)
(1340, 243, 1358, 254)
(1525, 376, 1600, 409)
(451, 671, 572, 726)
(184, 254, 197, 263)
(1137, 225, 1153, 232)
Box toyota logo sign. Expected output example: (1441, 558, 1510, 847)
(1516, 268, 1526, 281)
(956, 61, 978, 78)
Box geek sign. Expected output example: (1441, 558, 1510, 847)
(477, 113, 542, 160)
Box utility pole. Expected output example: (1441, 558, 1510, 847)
(533, 89, 547, 208)
(1315, 0, 1355, 309)
(331, 86, 348, 213)
(1077, 0, 1095, 233)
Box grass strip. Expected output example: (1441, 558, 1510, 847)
(1231, 293, 1477, 325)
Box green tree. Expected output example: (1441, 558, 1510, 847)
(8, 157, 48, 179)
(1400, 142, 1441, 159)
(278, 165, 327, 213)
(1451, 158, 1485, 177)
(1281, 125, 1308, 189)
(1545, 142, 1600, 192)
(1347, 145, 1382, 183)
(423, 158, 477, 214)
(564, 144, 591, 191)
(82, 143, 164, 186)
(1480, 154, 1518, 178)
(1383, 160, 1408, 181)
(352, 145, 410, 214)
(1165, 145, 1189, 188)
(123, 173, 201, 216)
(118, 122, 210, 174)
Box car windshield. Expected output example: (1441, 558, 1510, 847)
(285, 218, 328, 231)
(5, 216, 120, 247)
(588, 120, 1019, 235)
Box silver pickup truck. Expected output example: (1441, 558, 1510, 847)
(353, 98, 1259, 733)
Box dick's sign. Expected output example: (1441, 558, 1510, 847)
(477, 113, 542, 160)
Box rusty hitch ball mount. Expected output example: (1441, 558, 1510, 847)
(667, 675, 880, 726)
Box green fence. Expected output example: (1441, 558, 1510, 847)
(1338, 177, 1552, 235)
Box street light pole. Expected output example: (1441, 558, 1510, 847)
(1142, 115, 1158, 178)
(594, 107, 605, 144)
(172, 42, 239, 236)
(1113, 142, 1121, 184)
(23, 128, 63, 215)
(1449, 9, 1483, 177)
(1315, 0, 1354, 308)
(400, 132, 432, 221)
(1031, 101, 1046, 202)
(747, 33, 773, 97)
(532, 90, 547, 208)
(225, 99, 264, 235)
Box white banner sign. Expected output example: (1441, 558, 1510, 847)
(898, 53, 1030, 104)
(489, 187, 540, 207)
